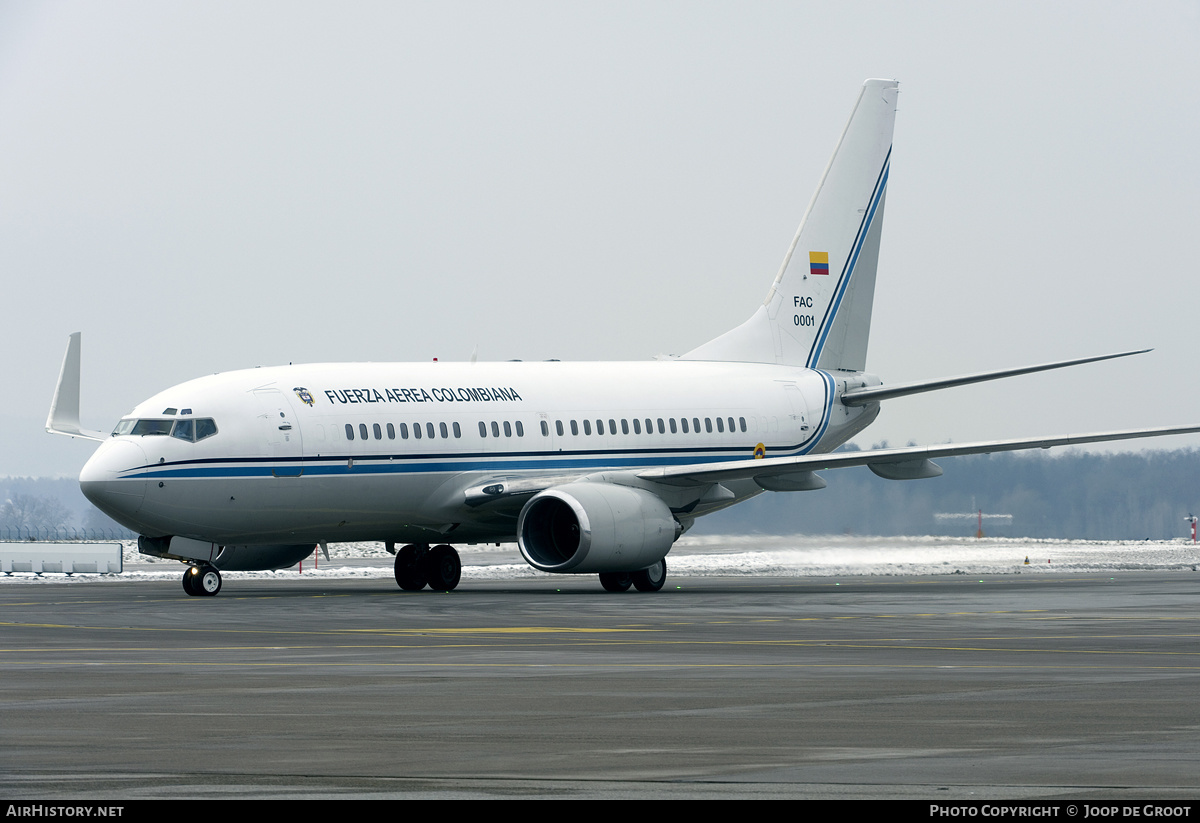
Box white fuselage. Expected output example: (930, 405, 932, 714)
(80, 359, 879, 545)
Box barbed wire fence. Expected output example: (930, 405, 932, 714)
(0, 526, 137, 541)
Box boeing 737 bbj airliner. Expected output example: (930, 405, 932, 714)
(48, 80, 1200, 596)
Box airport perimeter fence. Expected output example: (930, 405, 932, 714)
(0, 526, 137, 541)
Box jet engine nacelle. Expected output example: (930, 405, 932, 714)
(517, 482, 680, 574)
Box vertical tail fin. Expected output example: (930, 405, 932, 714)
(682, 79, 898, 370)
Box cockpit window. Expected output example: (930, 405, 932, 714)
(114, 417, 218, 441)
(131, 419, 174, 436)
(170, 418, 218, 442)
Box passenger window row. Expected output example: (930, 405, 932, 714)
(478, 420, 525, 438)
(344, 421, 463, 441)
(342, 415, 748, 442)
(552, 416, 747, 437)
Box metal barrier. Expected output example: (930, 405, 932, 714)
(1, 542, 123, 574)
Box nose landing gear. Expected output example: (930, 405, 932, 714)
(182, 564, 222, 597)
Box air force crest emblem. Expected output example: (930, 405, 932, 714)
(294, 387, 315, 407)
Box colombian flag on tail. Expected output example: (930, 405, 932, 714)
(809, 251, 829, 275)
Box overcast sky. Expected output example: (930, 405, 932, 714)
(3, 1, 1199, 477)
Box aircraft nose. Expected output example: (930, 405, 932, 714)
(80, 439, 148, 527)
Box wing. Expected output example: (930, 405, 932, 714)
(637, 425, 1200, 487)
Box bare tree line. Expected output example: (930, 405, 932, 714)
(703, 449, 1200, 540)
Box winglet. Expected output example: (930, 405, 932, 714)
(46, 332, 107, 441)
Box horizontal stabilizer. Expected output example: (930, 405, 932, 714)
(841, 349, 1151, 406)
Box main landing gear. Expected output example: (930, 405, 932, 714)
(182, 564, 222, 597)
(393, 543, 461, 592)
(598, 558, 667, 593)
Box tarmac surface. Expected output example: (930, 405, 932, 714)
(3, 568, 1200, 799)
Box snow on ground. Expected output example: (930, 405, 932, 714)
(3, 534, 1200, 585)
